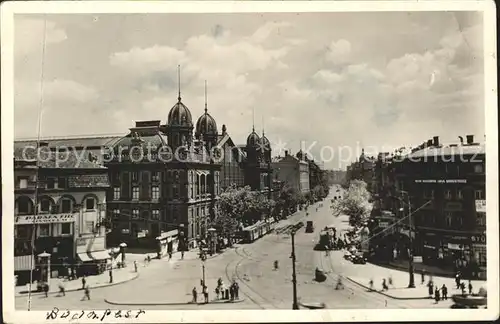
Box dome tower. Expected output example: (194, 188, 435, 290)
(195, 81, 218, 151)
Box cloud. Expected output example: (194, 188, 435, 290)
(15, 18, 67, 55)
(325, 39, 352, 65)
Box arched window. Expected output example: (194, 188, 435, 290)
(201, 174, 206, 195)
(196, 174, 200, 197)
(59, 195, 76, 213)
(39, 196, 55, 214)
(82, 194, 99, 211)
(16, 196, 34, 215)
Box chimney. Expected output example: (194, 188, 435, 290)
(466, 135, 474, 144)
(433, 136, 439, 147)
(285, 150, 289, 157)
(222, 124, 227, 135)
(427, 139, 433, 147)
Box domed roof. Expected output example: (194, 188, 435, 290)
(246, 129, 261, 147)
(168, 100, 193, 127)
(261, 134, 271, 149)
(195, 110, 217, 137)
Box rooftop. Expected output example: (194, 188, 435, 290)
(403, 143, 485, 160)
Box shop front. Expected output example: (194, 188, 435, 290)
(156, 230, 179, 259)
(75, 236, 110, 277)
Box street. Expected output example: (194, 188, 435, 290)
(16, 185, 454, 310)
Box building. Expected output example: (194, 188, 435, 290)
(374, 135, 486, 279)
(241, 127, 273, 198)
(345, 149, 376, 192)
(217, 124, 246, 191)
(272, 150, 310, 194)
(14, 141, 109, 284)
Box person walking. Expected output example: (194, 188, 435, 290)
(382, 279, 388, 291)
(203, 285, 209, 304)
(441, 284, 448, 300)
(455, 272, 461, 289)
(233, 281, 239, 299)
(434, 287, 440, 304)
(81, 285, 90, 301)
(427, 281, 434, 297)
(58, 282, 66, 297)
(421, 269, 426, 285)
(369, 279, 374, 291)
(460, 282, 466, 295)
(43, 283, 49, 298)
(388, 275, 393, 287)
(134, 260, 138, 273)
(192, 287, 198, 303)
(215, 286, 220, 300)
(468, 280, 473, 295)
(81, 275, 86, 290)
(147, 255, 151, 264)
(229, 284, 235, 301)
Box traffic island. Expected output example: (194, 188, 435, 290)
(104, 298, 246, 306)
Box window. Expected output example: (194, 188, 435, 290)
(152, 171, 160, 182)
(132, 187, 140, 200)
(457, 216, 463, 227)
(47, 178, 55, 189)
(152, 186, 160, 200)
(39, 224, 50, 237)
(132, 172, 138, 181)
(445, 212, 453, 227)
(113, 187, 121, 200)
(476, 213, 486, 227)
(474, 164, 484, 173)
(58, 177, 67, 189)
(61, 223, 71, 235)
(113, 209, 120, 219)
(61, 199, 72, 213)
(85, 198, 95, 210)
(173, 186, 179, 199)
(85, 221, 95, 233)
(456, 189, 463, 200)
(445, 190, 452, 199)
(18, 177, 28, 189)
(142, 210, 149, 221)
(475, 190, 484, 200)
(17, 198, 32, 214)
(40, 199, 51, 213)
(152, 210, 160, 220)
(132, 209, 139, 219)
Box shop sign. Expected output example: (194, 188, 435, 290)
(413, 256, 423, 263)
(378, 221, 389, 228)
(15, 214, 75, 225)
(424, 245, 436, 249)
(471, 234, 486, 244)
(447, 243, 462, 250)
(475, 200, 486, 213)
(121, 229, 130, 234)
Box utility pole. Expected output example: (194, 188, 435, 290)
(291, 229, 299, 310)
(201, 262, 206, 288)
(401, 191, 415, 288)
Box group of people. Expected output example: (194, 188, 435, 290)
(424, 270, 474, 303)
(368, 276, 394, 291)
(191, 277, 240, 304)
(42, 275, 90, 300)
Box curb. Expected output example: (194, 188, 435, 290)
(104, 298, 246, 306)
(15, 272, 140, 298)
(345, 276, 431, 301)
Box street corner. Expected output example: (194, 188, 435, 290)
(345, 276, 432, 300)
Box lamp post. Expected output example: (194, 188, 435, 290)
(400, 190, 415, 288)
(290, 227, 299, 310)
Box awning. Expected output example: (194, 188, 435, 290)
(78, 250, 111, 262)
(15, 255, 35, 271)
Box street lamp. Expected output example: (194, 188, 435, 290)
(290, 225, 299, 310)
(399, 190, 415, 288)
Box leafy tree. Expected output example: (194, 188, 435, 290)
(276, 184, 302, 216)
(331, 180, 371, 227)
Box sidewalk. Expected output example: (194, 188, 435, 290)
(15, 266, 138, 297)
(105, 296, 246, 306)
(371, 259, 457, 278)
(344, 262, 486, 300)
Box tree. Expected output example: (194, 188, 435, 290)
(331, 180, 371, 227)
(312, 185, 325, 201)
(215, 185, 274, 236)
(276, 184, 302, 217)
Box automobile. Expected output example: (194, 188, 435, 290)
(343, 251, 352, 260)
(305, 221, 314, 233)
(351, 254, 367, 264)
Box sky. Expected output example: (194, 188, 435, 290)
(14, 11, 485, 169)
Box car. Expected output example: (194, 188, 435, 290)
(351, 253, 367, 264)
(305, 221, 314, 233)
(343, 251, 352, 260)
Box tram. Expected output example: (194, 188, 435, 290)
(240, 220, 273, 243)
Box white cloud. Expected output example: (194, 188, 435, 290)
(325, 39, 352, 65)
(15, 18, 67, 55)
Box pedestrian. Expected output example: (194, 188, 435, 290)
(233, 281, 239, 299)
(217, 277, 223, 288)
(109, 269, 113, 283)
(369, 279, 374, 291)
(441, 284, 448, 300)
(274, 260, 279, 270)
(181, 251, 185, 260)
(147, 255, 151, 264)
(81, 286, 90, 301)
(434, 287, 440, 304)
(427, 281, 434, 297)
(215, 286, 220, 299)
(229, 284, 235, 301)
(388, 275, 393, 287)
(468, 280, 473, 295)
(192, 287, 198, 303)
(168, 251, 172, 260)
(460, 282, 466, 295)
(58, 283, 65, 297)
(203, 285, 209, 303)
(382, 279, 388, 291)
(44, 283, 49, 298)
(336, 277, 344, 290)
(134, 260, 138, 273)
(421, 269, 426, 284)
(81, 276, 86, 290)
(455, 272, 460, 289)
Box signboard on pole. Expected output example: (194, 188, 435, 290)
(475, 200, 486, 213)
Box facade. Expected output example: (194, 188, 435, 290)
(217, 125, 246, 191)
(345, 149, 376, 192)
(13, 142, 109, 284)
(242, 128, 273, 198)
(372, 135, 486, 279)
(271, 150, 310, 194)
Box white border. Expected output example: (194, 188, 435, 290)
(2, 1, 498, 323)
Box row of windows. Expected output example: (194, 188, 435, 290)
(16, 195, 98, 215)
(422, 189, 484, 200)
(16, 176, 68, 189)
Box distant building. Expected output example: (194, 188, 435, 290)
(345, 149, 376, 191)
(13, 142, 109, 284)
(272, 150, 310, 194)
